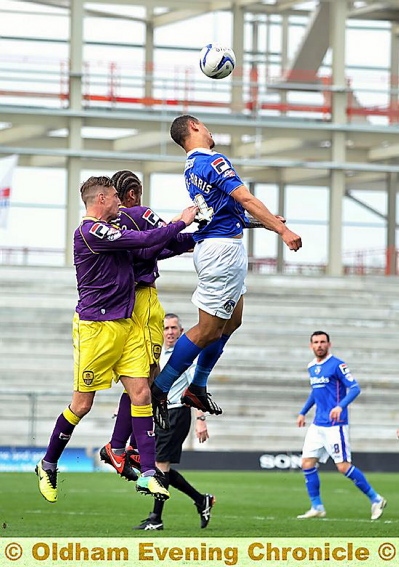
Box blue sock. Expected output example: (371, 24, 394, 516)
(191, 334, 230, 387)
(345, 465, 377, 501)
(154, 334, 202, 392)
(303, 467, 323, 509)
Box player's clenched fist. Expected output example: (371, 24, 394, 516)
(281, 227, 302, 251)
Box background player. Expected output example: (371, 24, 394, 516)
(134, 313, 215, 531)
(296, 330, 386, 520)
(151, 114, 302, 429)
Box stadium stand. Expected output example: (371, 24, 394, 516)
(1, 265, 399, 453)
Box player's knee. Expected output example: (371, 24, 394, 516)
(336, 461, 351, 474)
(71, 402, 92, 418)
(130, 384, 151, 406)
(301, 458, 316, 470)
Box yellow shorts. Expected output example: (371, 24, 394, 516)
(133, 286, 165, 365)
(73, 311, 150, 392)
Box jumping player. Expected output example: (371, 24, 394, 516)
(151, 114, 302, 429)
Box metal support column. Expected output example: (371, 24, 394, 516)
(231, 0, 245, 113)
(327, 0, 347, 276)
(247, 182, 255, 270)
(390, 24, 399, 124)
(276, 173, 286, 273)
(280, 14, 289, 115)
(144, 8, 154, 102)
(141, 170, 151, 209)
(65, 0, 84, 266)
(387, 173, 398, 275)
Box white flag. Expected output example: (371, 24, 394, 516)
(0, 154, 18, 229)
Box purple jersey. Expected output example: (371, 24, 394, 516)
(119, 206, 195, 285)
(74, 216, 186, 321)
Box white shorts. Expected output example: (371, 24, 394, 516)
(191, 238, 247, 320)
(301, 423, 352, 464)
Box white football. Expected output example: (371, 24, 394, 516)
(199, 43, 236, 80)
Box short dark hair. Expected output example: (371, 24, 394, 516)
(111, 170, 142, 205)
(310, 331, 330, 343)
(80, 175, 113, 205)
(170, 114, 200, 148)
(164, 312, 182, 328)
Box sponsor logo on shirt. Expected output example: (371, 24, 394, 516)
(184, 158, 195, 171)
(107, 227, 122, 241)
(223, 169, 235, 178)
(142, 208, 163, 226)
(89, 222, 109, 239)
(211, 156, 231, 174)
(339, 363, 354, 381)
(310, 376, 330, 386)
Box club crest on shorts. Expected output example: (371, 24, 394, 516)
(153, 344, 162, 360)
(82, 371, 94, 385)
(223, 299, 236, 314)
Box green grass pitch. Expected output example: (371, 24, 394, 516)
(1, 471, 397, 538)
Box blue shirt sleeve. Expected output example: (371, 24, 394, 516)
(299, 391, 315, 415)
(338, 383, 361, 409)
(334, 359, 361, 408)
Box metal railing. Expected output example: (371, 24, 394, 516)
(0, 390, 118, 447)
(1, 54, 398, 123)
(1, 246, 398, 275)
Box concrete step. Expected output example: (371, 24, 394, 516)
(2, 265, 399, 453)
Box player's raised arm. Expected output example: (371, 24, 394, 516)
(231, 185, 302, 251)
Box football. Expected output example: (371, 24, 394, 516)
(199, 43, 236, 80)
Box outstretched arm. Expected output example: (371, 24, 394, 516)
(231, 185, 302, 251)
(245, 214, 286, 229)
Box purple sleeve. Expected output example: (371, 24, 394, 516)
(119, 206, 167, 231)
(81, 220, 186, 252)
(132, 241, 168, 260)
(132, 233, 194, 261)
(158, 233, 195, 260)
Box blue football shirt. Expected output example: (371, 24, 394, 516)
(307, 354, 360, 426)
(184, 148, 247, 241)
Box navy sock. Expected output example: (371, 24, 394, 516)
(155, 334, 201, 392)
(191, 334, 230, 387)
(345, 465, 377, 501)
(303, 467, 323, 508)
